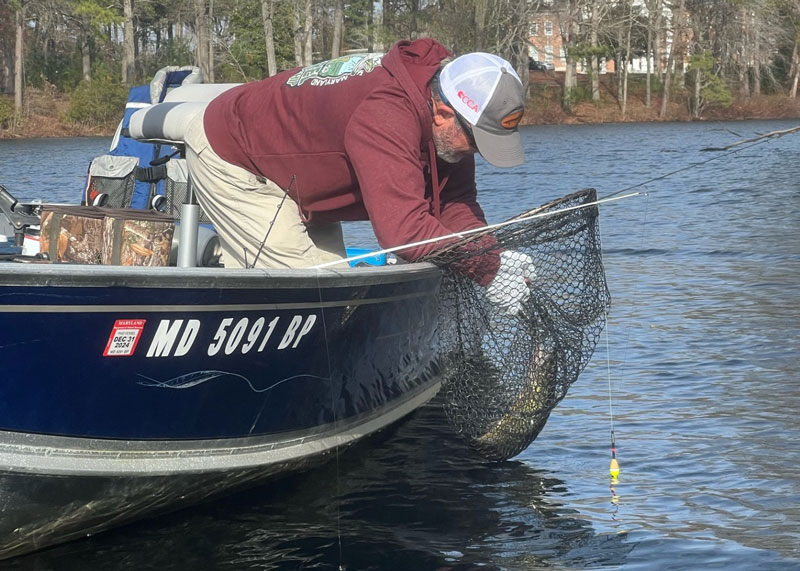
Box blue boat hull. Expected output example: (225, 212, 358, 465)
(0, 262, 443, 559)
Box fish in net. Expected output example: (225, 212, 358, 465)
(421, 188, 611, 461)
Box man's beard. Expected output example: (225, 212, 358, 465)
(433, 121, 472, 164)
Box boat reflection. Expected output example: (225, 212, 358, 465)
(5, 402, 633, 570)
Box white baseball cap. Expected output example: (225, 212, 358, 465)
(439, 53, 526, 167)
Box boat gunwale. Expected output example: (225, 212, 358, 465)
(0, 260, 442, 290)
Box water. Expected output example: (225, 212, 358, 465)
(1, 119, 798, 570)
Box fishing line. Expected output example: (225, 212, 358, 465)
(597, 208, 619, 490)
(313, 270, 345, 571)
(595, 128, 791, 488)
(599, 186, 651, 502)
(601, 132, 790, 201)
(248, 175, 295, 269)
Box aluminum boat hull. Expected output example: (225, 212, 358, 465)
(0, 262, 443, 559)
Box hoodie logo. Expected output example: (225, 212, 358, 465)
(286, 54, 384, 87)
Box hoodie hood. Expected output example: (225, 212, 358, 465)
(381, 39, 453, 145)
(393, 39, 453, 97)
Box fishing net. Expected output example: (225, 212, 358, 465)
(422, 188, 611, 461)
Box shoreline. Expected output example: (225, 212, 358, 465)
(2, 90, 799, 140)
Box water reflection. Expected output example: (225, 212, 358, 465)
(4, 404, 633, 570)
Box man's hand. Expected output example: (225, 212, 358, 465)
(485, 250, 536, 316)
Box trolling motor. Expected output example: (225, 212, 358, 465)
(0, 185, 41, 247)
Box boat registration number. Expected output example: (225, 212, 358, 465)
(102, 314, 318, 358)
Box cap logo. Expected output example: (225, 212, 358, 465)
(457, 90, 479, 113)
(500, 110, 524, 129)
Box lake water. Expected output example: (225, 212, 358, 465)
(1, 119, 798, 570)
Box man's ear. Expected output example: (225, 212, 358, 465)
(432, 98, 456, 126)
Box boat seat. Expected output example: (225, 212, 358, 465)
(127, 83, 241, 145)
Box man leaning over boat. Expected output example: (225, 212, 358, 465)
(184, 38, 534, 315)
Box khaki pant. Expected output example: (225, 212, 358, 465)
(184, 110, 347, 269)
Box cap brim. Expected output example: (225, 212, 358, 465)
(472, 127, 524, 167)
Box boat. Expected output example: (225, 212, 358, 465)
(0, 67, 610, 560)
(0, 69, 445, 559)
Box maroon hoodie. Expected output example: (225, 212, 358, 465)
(204, 39, 499, 283)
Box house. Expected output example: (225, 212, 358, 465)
(528, 8, 567, 72)
(528, 3, 617, 74)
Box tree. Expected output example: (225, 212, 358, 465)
(14, 0, 23, 111)
(122, 0, 134, 83)
(331, 0, 343, 57)
(553, 0, 584, 113)
(686, 50, 732, 117)
(195, 0, 211, 81)
(587, 0, 609, 101)
(660, 0, 686, 119)
(261, 0, 277, 76)
(643, 0, 663, 107)
(619, 0, 635, 117)
(67, 0, 122, 81)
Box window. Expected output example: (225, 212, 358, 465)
(545, 45, 554, 63)
(544, 21, 553, 36)
(529, 22, 538, 36)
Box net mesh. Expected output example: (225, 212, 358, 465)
(422, 188, 611, 461)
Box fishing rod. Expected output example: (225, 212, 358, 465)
(311, 191, 641, 269)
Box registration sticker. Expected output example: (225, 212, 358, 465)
(103, 319, 146, 357)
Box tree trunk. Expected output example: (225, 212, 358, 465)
(195, 0, 210, 81)
(3, 30, 12, 93)
(208, 0, 215, 82)
(660, 0, 685, 119)
(474, 0, 488, 52)
(374, 0, 384, 52)
(14, 6, 23, 112)
(646, 23, 652, 107)
(561, 16, 579, 113)
(739, 4, 750, 97)
(693, 66, 701, 118)
(622, 1, 633, 117)
(303, 0, 313, 65)
(331, 0, 343, 57)
(293, 1, 303, 66)
(790, 39, 798, 99)
(261, 0, 278, 76)
(752, 17, 761, 96)
(123, 0, 135, 83)
(645, 0, 662, 108)
(616, 21, 623, 106)
(654, 5, 662, 78)
(591, 0, 600, 101)
(81, 28, 91, 82)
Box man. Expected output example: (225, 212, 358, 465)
(185, 38, 533, 314)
